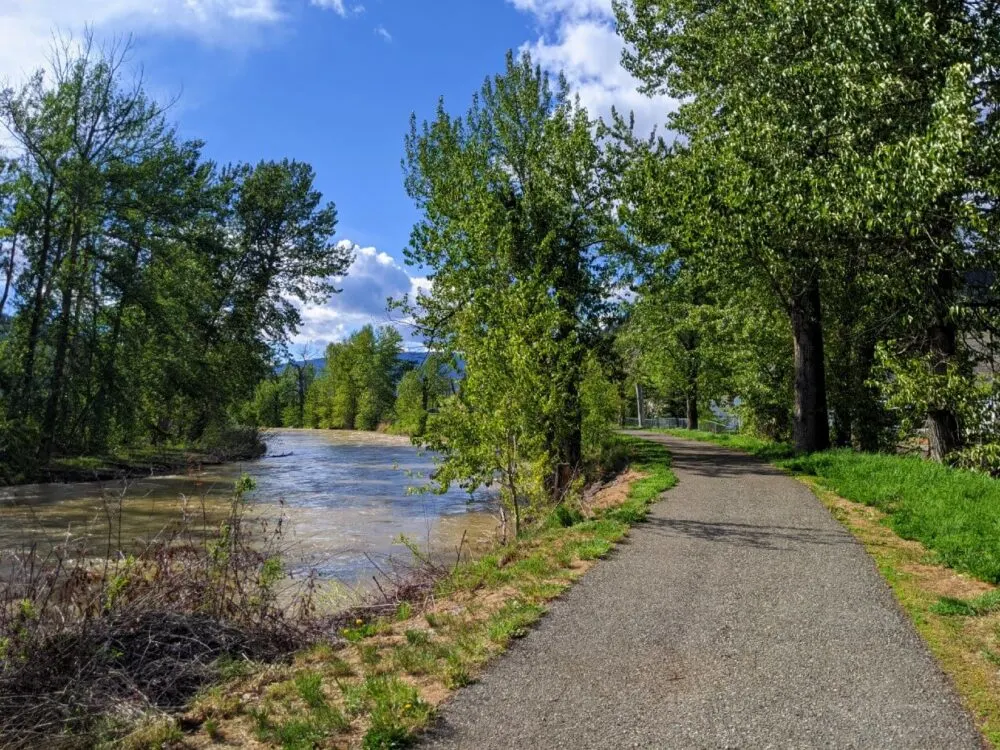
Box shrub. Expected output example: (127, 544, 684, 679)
(0, 475, 322, 747)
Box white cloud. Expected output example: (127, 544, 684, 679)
(0, 0, 364, 87)
(310, 0, 346, 14)
(508, 0, 675, 137)
(293, 241, 428, 347)
(309, 0, 364, 17)
(374, 25, 392, 43)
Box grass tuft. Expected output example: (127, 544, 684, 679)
(932, 591, 1000, 617)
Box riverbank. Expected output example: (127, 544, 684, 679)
(2, 427, 267, 487)
(171, 436, 676, 749)
(651, 427, 1000, 745)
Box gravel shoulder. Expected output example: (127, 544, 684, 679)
(421, 432, 984, 749)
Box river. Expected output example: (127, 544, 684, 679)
(0, 429, 498, 590)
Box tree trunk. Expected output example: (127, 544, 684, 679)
(850, 337, 884, 452)
(18, 179, 57, 414)
(927, 312, 961, 461)
(39, 217, 83, 462)
(789, 276, 830, 453)
(686, 388, 699, 431)
(0, 234, 17, 318)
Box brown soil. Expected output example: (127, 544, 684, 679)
(816, 486, 995, 601)
(582, 469, 648, 515)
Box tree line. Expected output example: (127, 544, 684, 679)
(243, 324, 454, 435)
(0, 36, 351, 481)
(398, 0, 1000, 532)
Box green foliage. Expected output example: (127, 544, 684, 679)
(781, 450, 1000, 584)
(306, 325, 403, 431)
(246, 361, 317, 429)
(350, 676, 432, 750)
(931, 591, 1000, 617)
(486, 600, 544, 646)
(393, 371, 427, 437)
(873, 342, 992, 456)
(391, 355, 452, 437)
(0, 37, 349, 475)
(401, 50, 629, 534)
(618, 266, 733, 430)
(580, 354, 624, 466)
(613, 0, 1000, 455)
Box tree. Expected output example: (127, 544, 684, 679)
(306, 325, 403, 431)
(620, 266, 731, 431)
(392, 353, 453, 437)
(401, 51, 626, 508)
(615, 0, 983, 454)
(0, 36, 348, 474)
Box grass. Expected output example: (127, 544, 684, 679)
(931, 590, 1000, 617)
(657, 428, 1000, 584)
(808, 480, 1000, 747)
(182, 435, 677, 748)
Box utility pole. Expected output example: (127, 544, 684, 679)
(636, 382, 644, 429)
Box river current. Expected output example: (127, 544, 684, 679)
(0, 429, 497, 588)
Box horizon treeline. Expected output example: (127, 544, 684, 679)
(0, 36, 352, 481)
(243, 325, 455, 435)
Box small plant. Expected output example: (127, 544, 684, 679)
(931, 590, 1000, 617)
(204, 718, 221, 741)
(342, 619, 380, 642)
(486, 600, 544, 646)
(359, 643, 381, 667)
(393, 644, 438, 676)
(295, 671, 327, 710)
(550, 504, 584, 528)
(360, 676, 432, 749)
(404, 629, 430, 646)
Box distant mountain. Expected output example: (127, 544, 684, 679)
(277, 351, 429, 374)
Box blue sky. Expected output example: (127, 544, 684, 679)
(0, 0, 671, 350)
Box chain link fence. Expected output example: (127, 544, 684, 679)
(621, 417, 736, 434)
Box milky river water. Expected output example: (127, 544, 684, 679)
(0, 430, 498, 589)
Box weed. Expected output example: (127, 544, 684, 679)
(204, 717, 221, 741)
(342, 619, 380, 642)
(392, 647, 432, 676)
(294, 671, 327, 710)
(548, 504, 584, 528)
(326, 655, 356, 678)
(359, 643, 382, 667)
(404, 629, 431, 646)
(932, 590, 1000, 617)
(362, 676, 432, 749)
(486, 600, 544, 646)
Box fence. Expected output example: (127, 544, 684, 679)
(621, 417, 737, 434)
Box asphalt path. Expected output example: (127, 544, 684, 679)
(421, 431, 984, 749)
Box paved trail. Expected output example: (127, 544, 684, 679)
(422, 432, 984, 749)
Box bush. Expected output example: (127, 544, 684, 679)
(0, 475, 322, 748)
(199, 424, 266, 461)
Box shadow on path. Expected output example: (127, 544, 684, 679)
(643, 516, 851, 550)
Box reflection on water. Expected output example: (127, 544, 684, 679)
(0, 430, 498, 587)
